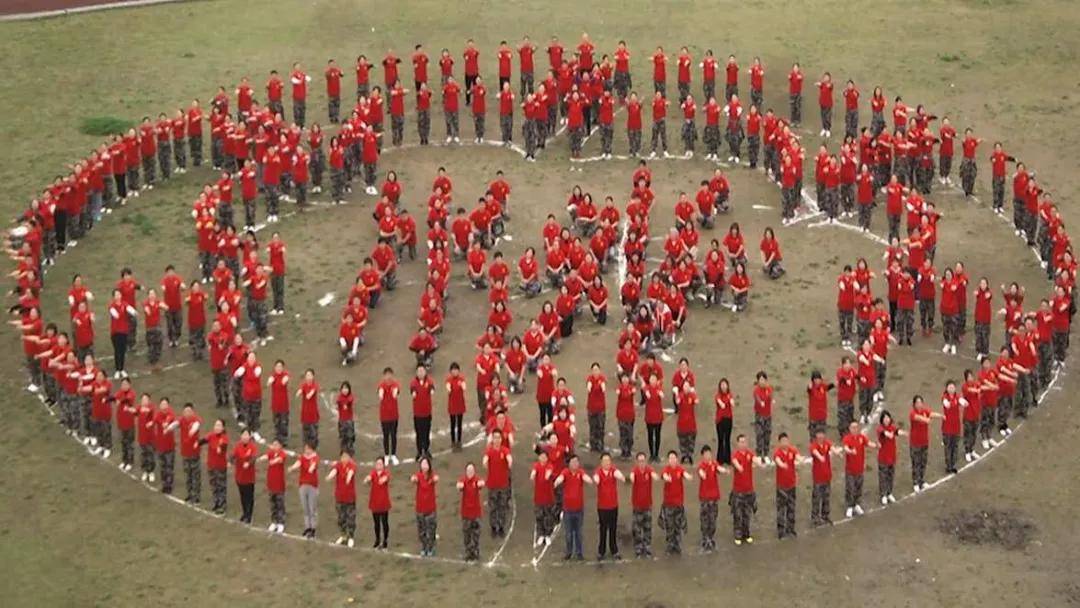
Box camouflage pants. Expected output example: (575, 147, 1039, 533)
(462, 517, 481, 561)
(523, 120, 537, 157)
(189, 326, 205, 361)
(702, 81, 715, 103)
(658, 505, 686, 554)
(311, 147, 325, 188)
(588, 412, 605, 452)
(942, 313, 960, 346)
(250, 299, 269, 338)
(520, 71, 534, 97)
(618, 420, 634, 457)
(653, 80, 666, 96)
(918, 299, 935, 331)
(870, 111, 885, 136)
(1038, 341, 1052, 392)
(960, 158, 977, 195)
(569, 126, 584, 154)
(417, 110, 430, 145)
(389, 115, 404, 146)
(963, 420, 978, 454)
(159, 450, 175, 494)
(703, 125, 721, 156)
(488, 487, 511, 533)
(93, 419, 112, 450)
(789, 94, 802, 125)
(338, 420, 356, 454)
(330, 167, 345, 201)
(146, 327, 163, 365)
(600, 124, 613, 155)
(158, 144, 172, 180)
(209, 468, 227, 513)
(974, 322, 991, 357)
(844, 109, 859, 140)
(650, 121, 667, 153)
(363, 162, 377, 188)
(1015, 373, 1034, 417)
(500, 115, 513, 143)
(189, 134, 202, 167)
(444, 111, 459, 139)
(164, 310, 182, 346)
(473, 114, 485, 141)
(677, 81, 690, 103)
(979, 405, 996, 440)
(273, 412, 289, 446)
(327, 96, 340, 123)
(837, 401, 854, 438)
(910, 446, 928, 487)
(808, 419, 827, 444)
(781, 187, 798, 219)
(729, 492, 757, 540)
(776, 487, 796, 538)
(416, 512, 437, 553)
(126, 166, 140, 193)
(142, 156, 156, 185)
(992, 176, 1005, 211)
(535, 503, 558, 538)
(859, 387, 874, 419)
(838, 309, 854, 343)
(677, 432, 696, 464)
(878, 464, 894, 499)
(810, 483, 831, 525)
(212, 369, 230, 408)
(614, 72, 631, 100)
(897, 308, 915, 343)
(120, 429, 135, 466)
(726, 127, 744, 159)
(998, 395, 1013, 430)
(242, 399, 262, 433)
(270, 275, 285, 313)
(725, 83, 738, 102)
(754, 414, 772, 458)
(57, 393, 77, 432)
(336, 501, 357, 538)
(184, 456, 201, 502)
(844, 473, 863, 508)
(747, 134, 760, 168)
(268, 100, 284, 118)
(303, 423, 319, 449)
(270, 492, 286, 525)
(840, 183, 855, 214)
(943, 434, 959, 472)
(699, 499, 718, 550)
(681, 121, 697, 153)
(140, 443, 156, 473)
(631, 509, 653, 557)
(1054, 330, 1069, 363)
(79, 397, 91, 436)
(628, 129, 642, 156)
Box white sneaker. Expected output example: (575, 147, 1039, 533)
(854, 505, 864, 516)
(268, 523, 277, 532)
(989, 438, 1000, 447)
(733, 157, 740, 164)
(347, 537, 355, 548)
(141, 472, 148, 481)
(845, 507, 854, 518)
(888, 494, 897, 503)
(971, 451, 981, 460)
(454, 137, 461, 143)
(951, 345, 958, 355)
(445, 137, 453, 144)
(981, 439, 990, 450)
(913, 484, 921, 494)
(27, 384, 39, 393)
(253, 432, 263, 443)
(964, 453, 972, 463)
(881, 496, 889, 505)
(149, 473, 156, 483)
(999, 429, 1008, 437)
(942, 344, 950, 353)
(102, 449, 111, 459)
(336, 536, 346, 545)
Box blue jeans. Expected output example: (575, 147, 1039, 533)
(563, 509, 584, 557)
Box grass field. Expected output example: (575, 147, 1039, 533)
(2, 1, 1080, 607)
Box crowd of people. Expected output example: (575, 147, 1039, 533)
(7, 33, 1072, 563)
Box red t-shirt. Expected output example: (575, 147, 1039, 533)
(559, 468, 586, 511)
(731, 449, 755, 493)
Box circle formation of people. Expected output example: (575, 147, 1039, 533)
(9, 33, 1073, 564)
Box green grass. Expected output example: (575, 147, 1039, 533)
(79, 115, 135, 136)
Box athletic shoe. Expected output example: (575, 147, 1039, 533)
(913, 485, 921, 494)
(148, 473, 156, 483)
(981, 439, 990, 450)
(733, 539, 742, 546)
(971, 451, 981, 460)
(881, 496, 889, 505)
(101, 449, 111, 459)
(336, 536, 346, 545)
(854, 505, 864, 516)
(745, 536, 753, 544)
(888, 494, 897, 503)
(141, 472, 148, 481)
(964, 453, 972, 463)
(845, 507, 854, 518)
(268, 523, 277, 532)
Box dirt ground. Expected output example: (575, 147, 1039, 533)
(1, 1, 1079, 607)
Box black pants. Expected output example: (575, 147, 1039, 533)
(716, 418, 733, 464)
(414, 416, 432, 456)
(373, 511, 389, 545)
(381, 420, 398, 456)
(598, 508, 619, 556)
(115, 173, 127, 199)
(539, 402, 554, 427)
(449, 414, 463, 445)
(646, 423, 662, 460)
(55, 210, 68, 248)
(111, 332, 129, 372)
(238, 482, 255, 523)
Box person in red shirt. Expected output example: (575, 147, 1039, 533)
(231, 428, 258, 522)
(377, 367, 401, 464)
(586, 452, 624, 560)
(959, 128, 984, 197)
(134, 393, 156, 482)
(442, 76, 462, 143)
(552, 453, 589, 560)
(470, 74, 488, 143)
(324, 58, 343, 124)
(788, 62, 804, 126)
(364, 457, 393, 549)
(814, 72, 834, 138)
(288, 62, 311, 127)
(809, 428, 841, 526)
(151, 397, 179, 494)
(876, 410, 904, 504)
(729, 435, 759, 544)
(483, 429, 513, 538)
(841, 420, 877, 518)
(204, 418, 229, 514)
(463, 39, 480, 103)
(408, 456, 439, 556)
(288, 441, 320, 538)
(658, 450, 691, 554)
(696, 445, 724, 550)
(326, 449, 357, 547)
(909, 395, 942, 492)
(265, 70, 284, 118)
(232, 351, 263, 439)
(649, 91, 669, 157)
(108, 288, 137, 378)
(178, 403, 204, 503)
(458, 462, 486, 561)
(772, 432, 801, 538)
(257, 438, 288, 533)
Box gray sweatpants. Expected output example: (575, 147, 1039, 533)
(299, 484, 319, 530)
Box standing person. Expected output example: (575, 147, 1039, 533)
(649, 91, 669, 157)
(233, 352, 264, 440)
(809, 428, 840, 527)
(772, 432, 800, 539)
(136, 393, 156, 482)
(643, 373, 665, 461)
(498, 82, 515, 145)
(909, 395, 942, 492)
(554, 454, 590, 561)
(841, 421, 876, 518)
(259, 439, 288, 533)
(585, 363, 607, 452)
(713, 378, 735, 464)
(470, 75, 488, 143)
(205, 418, 229, 515)
(108, 289, 137, 379)
(442, 76, 462, 144)
(814, 72, 834, 138)
(267, 360, 290, 446)
(178, 403, 203, 504)
(593, 452, 625, 560)
(518, 36, 536, 96)
(268, 232, 287, 315)
(327, 450, 357, 547)
(941, 380, 964, 474)
(378, 367, 401, 464)
(232, 428, 258, 524)
(729, 435, 758, 545)
(114, 379, 137, 471)
(410, 364, 435, 460)
(961, 369, 984, 463)
(960, 128, 983, 197)
(530, 450, 557, 547)
(458, 462, 485, 561)
(290, 62, 312, 127)
(483, 429, 513, 537)
(752, 372, 774, 461)
(325, 59, 343, 123)
(289, 442, 320, 539)
(674, 378, 699, 463)
(153, 397, 178, 495)
(296, 369, 320, 449)
(411, 457, 439, 557)
(364, 458, 392, 550)
(697, 445, 723, 551)
(628, 452, 658, 558)
(446, 362, 467, 449)
(615, 373, 636, 459)
(788, 63, 804, 126)
(659, 450, 691, 554)
(876, 410, 904, 504)
(161, 266, 185, 348)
